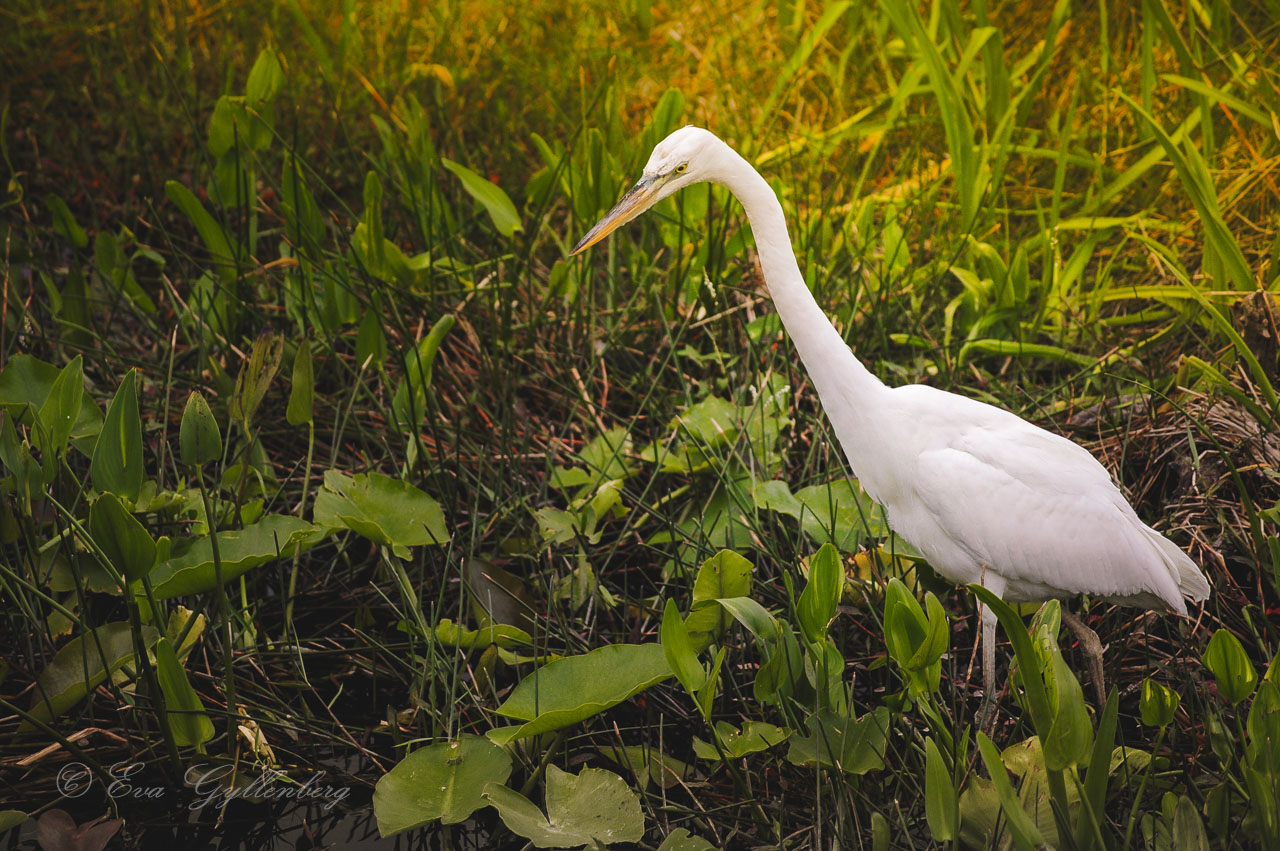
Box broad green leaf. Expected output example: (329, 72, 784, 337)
(884, 578, 944, 697)
(88, 492, 156, 583)
(786, 707, 889, 775)
(285, 338, 314, 426)
(684, 549, 753, 651)
(374, 736, 512, 836)
(483, 765, 643, 848)
(489, 643, 670, 744)
(0, 355, 102, 449)
(925, 737, 957, 842)
(794, 479, 887, 550)
(797, 543, 842, 644)
(165, 606, 206, 661)
(24, 622, 160, 729)
(154, 637, 214, 747)
(313, 470, 448, 555)
(149, 515, 317, 598)
(1203, 628, 1257, 706)
(179, 391, 222, 466)
(442, 158, 522, 237)
(89, 370, 143, 502)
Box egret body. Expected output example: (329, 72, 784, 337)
(572, 126, 1210, 701)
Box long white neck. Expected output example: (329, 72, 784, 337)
(711, 145, 895, 496)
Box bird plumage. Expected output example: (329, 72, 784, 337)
(573, 125, 1210, 698)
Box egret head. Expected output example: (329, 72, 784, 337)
(570, 126, 723, 255)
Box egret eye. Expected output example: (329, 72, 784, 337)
(675, 163, 688, 174)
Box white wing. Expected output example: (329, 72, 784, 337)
(887, 388, 1198, 610)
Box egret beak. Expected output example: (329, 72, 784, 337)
(570, 175, 661, 255)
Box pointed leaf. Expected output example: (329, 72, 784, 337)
(662, 599, 705, 697)
(925, 737, 958, 842)
(154, 637, 214, 746)
(442, 158, 522, 237)
(286, 338, 314, 426)
(489, 643, 670, 744)
(23, 622, 160, 729)
(88, 492, 156, 583)
(164, 180, 240, 283)
(230, 332, 284, 429)
(34, 355, 83, 463)
(798, 543, 842, 644)
(391, 314, 455, 433)
(684, 549, 753, 651)
(245, 46, 285, 104)
(1204, 628, 1257, 706)
(89, 370, 143, 501)
(179, 391, 222, 466)
(976, 732, 1046, 851)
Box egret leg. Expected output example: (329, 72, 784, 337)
(976, 603, 999, 732)
(1061, 609, 1106, 706)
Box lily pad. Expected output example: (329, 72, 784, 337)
(374, 736, 512, 836)
(489, 643, 671, 745)
(314, 470, 448, 556)
(692, 720, 790, 761)
(787, 707, 890, 775)
(658, 829, 716, 851)
(794, 479, 887, 550)
(484, 765, 643, 848)
(149, 515, 317, 598)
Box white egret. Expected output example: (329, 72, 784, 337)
(571, 126, 1210, 704)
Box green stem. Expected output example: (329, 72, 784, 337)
(196, 465, 236, 743)
(282, 419, 315, 643)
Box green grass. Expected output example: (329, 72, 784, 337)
(2, 0, 1280, 847)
